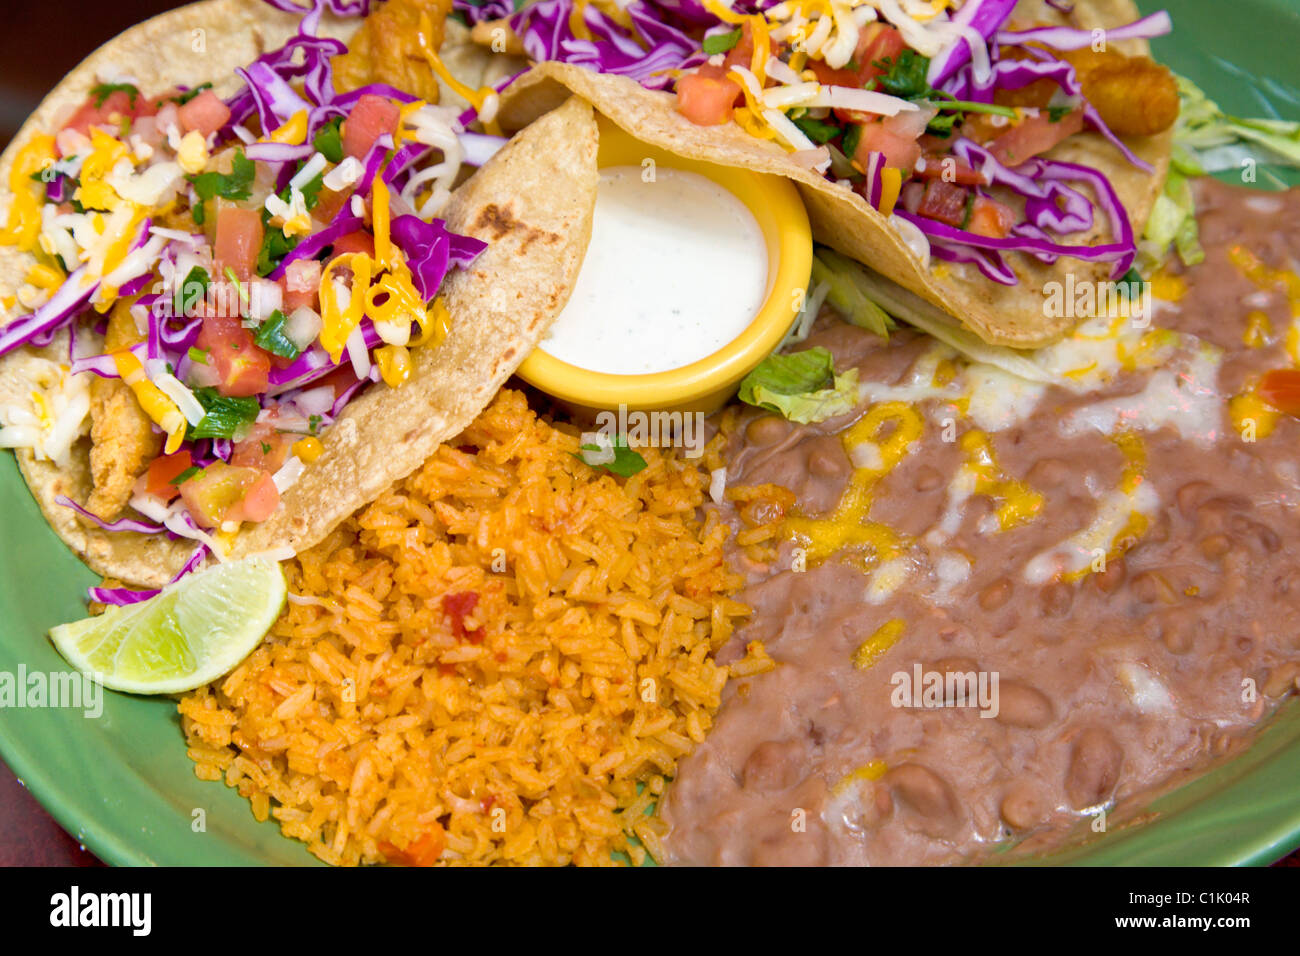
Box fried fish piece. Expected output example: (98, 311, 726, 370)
(84, 299, 161, 521)
(1063, 48, 1180, 138)
(331, 0, 452, 104)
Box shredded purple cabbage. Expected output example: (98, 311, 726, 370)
(994, 10, 1172, 50)
(268, 214, 364, 281)
(455, 0, 707, 92)
(56, 495, 166, 534)
(389, 215, 488, 302)
(926, 0, 1020, 88)
(87, 543, 209, 606)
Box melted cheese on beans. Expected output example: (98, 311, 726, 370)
(786, 310, 1222, 604)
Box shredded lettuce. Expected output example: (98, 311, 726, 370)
(1140, 168, 1203, 271)
(738, 348, 862, 424)
(1174, 75, 1300, 171)
(818, 257, 1062, 385)
(812, 248, 896, 338)
(1140, 73, 1300, 270)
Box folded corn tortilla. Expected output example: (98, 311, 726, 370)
(0, 0, 597, 588)
(495, 0, 1171, 348)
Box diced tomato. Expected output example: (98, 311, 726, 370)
(967, 196, 1016, 238)
(851, 119, 923, 172)
(1258, 369, 1300, 417)
(281, 259, 321, 312)
(443, 591, 483, 643)
(899, 180, 925, 215)
(675, 64, 743, 127)
(809, 24, 908, 93)
(917, 179, 971, 227)
(329, 230, 375, 260)
(916, 152, 986, 185)
(341, 94, 400, 160)
(311, 186, 349, 225)
(855, 23, 907, 86)
(987, 109, 1085, 167)
(179, 462, 271, 529)
(227, 471, 280, 524)
(231, 423, 292, 473)
(807, 59, 860, 90)
(213, 206, 264, 282)
(314, 364, 364, 401)
(721, 21, 755, 73)
(196, 312, 271, 397)
(62, 90, 142, 138)
(142, 451, 194, 502)
(883, 106, 936, 142)
(177, 89, 231, 138)
(380, 824, 446, 867)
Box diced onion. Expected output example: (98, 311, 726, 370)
(709, 468, 727, 505)
(284, 306, 323, 351)
(323, 156, 363, 192)
(272, 454, 306, 492)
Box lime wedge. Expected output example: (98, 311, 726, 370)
(49, 557, 287, 695)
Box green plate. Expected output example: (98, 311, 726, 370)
(3, 0, 1300, 866)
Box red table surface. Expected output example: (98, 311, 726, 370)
(0, 756, 1295, 867)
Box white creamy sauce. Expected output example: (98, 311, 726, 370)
(540, 165, 768, 375)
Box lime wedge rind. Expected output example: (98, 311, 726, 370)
(49, 557, 287, 695)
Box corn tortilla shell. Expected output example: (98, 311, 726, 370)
(495, 0, 1171, 348)
(0, 0, 596, 587)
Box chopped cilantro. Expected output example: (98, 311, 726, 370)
(169, 466, 201, 486)
(792, 115, 840, 145)
(171, 83, 213, 106)
(1047, 105, 1073, 123)
(174, 265, 209, 318)
(296, 170, 324, 210)
(188, 149, 255, 204)
(574, 435, 648, 478)
(192, 202, 205, 226)
(1118, 267, 1144, 298)
(959, 189, 976, 230)
(868, 51, 1018, 137)
(90, 82, 139, 109)
(308, 414, 323, 436)
(702, 28, 743, 55)
(260, 442, 272, 455)
(223, 266, 250, 308)
(312, 117, 344, 164)
(253, 310, 301, 359)
(841, 124, 864, 160)
(256, 227, 299, 277)
(871, 50, 933, 100)
(187, 389, 260, 441)
(925, 111, 959, 138)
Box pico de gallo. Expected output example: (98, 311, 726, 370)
(0, 0, 504, 599)
(456, 0, 1179, 285)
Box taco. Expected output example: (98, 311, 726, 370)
(476, 0, 1176, 347)
(0, 0, 597, 589)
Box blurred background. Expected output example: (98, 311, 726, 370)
(0, 0, 188, 148)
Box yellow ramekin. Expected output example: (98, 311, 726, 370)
(516, 116, 812, 414)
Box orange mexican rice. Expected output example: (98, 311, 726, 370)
(178, 388, 759, 866)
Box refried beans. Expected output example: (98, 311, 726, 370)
(660, 179, 1300, 866)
